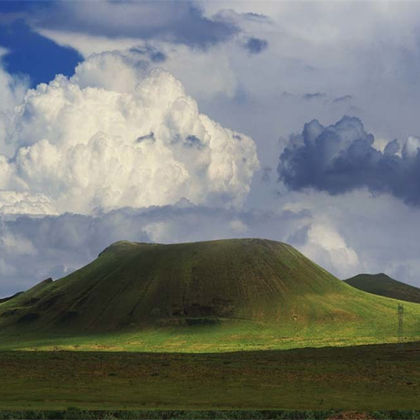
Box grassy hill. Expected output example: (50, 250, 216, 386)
(0, 238, 419, 352)
(345, 273, 420, 304)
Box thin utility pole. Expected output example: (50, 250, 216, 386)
(397, 303, 404, 346)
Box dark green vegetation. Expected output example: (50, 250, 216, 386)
(345, 274, 420, 304)
(0, 239, 419, 351)
(0, 343, 418, 411)
(0, 410, 418, 420)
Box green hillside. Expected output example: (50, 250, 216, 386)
(0, 238, 419, 352)
(345, 273, 420, 304)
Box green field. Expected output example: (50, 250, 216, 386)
(0, 343, 418, 411)
(0, 317, 419, 353)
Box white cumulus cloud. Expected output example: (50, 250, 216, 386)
(0, 191, 57, 215)
(0, 50, 29, 157)
(299, 223, 360, 279)
(0, 51, 259, 215)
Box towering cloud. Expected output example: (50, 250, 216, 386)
(278, 116, 420, 206)
(0, 53, 28, 156)
(0, 51, 259, 215)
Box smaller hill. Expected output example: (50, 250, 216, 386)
(0, 292, 23, 304)
(344, 273, 420, 304)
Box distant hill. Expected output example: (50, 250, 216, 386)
(0, 291, 23, 304)
(344, 273, 420, 304)
(0, 239, 419, 352)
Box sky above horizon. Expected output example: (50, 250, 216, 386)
(1, 0, 420, 295)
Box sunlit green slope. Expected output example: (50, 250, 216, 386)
(0, 238, 419, 351)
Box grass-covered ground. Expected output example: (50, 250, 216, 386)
(0, 342, 418, 411)
(0, 409, 418, 419)
(0, 317, 419, 352)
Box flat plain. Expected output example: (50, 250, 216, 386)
(0, 342, 418, 411)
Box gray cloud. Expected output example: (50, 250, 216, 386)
(129, 46, 166, 63)
(278, 116, 420, 206)
(4, 1, 240, 49)
(242, 12, 271, 22)
(243, 37, 268, 54)
(333, 95, 352, 103)
(302, 92, 326, 100)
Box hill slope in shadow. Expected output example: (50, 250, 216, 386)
(345, 273, 420, 304)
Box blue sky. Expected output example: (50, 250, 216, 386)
(1, 0, 420, 294)
(0, 19, 82, 86)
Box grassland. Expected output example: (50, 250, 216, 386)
(0, 343, 418, 411)
(0, 316, 419, 353)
